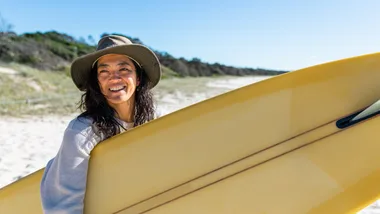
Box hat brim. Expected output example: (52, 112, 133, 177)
(70, 44, 161, 91)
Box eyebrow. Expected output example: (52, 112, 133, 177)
(97, 61, 133, 69)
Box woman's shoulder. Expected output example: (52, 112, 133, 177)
(65, 115, 95, 137)
(62, 115, 103, 153)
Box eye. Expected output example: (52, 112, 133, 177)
(99, 70, 108, 73)
(120, 68, 132, 72)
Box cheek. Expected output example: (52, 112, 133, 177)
(123, 74, 138, 85)
(97, 78, 107, 92)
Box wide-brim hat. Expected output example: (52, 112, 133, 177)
(70, 34, 161, 91)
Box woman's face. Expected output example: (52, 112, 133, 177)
(96, 54, 140, 106)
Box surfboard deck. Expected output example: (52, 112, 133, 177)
(1, 52, 380, 214)
(117, 115, 380, 214)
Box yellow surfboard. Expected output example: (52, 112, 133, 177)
(1, 52, 380, 214)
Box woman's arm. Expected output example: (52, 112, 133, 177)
(40, 125, 96, 214)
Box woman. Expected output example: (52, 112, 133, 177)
(40, 35, 162, 214)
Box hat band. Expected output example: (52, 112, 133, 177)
(91, 55, 142, 69)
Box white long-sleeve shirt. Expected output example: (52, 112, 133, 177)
(40, 116, 134, 214)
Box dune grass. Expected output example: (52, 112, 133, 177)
(0, 63, 82, 116)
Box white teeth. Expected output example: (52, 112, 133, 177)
(109, 86, 125, 92)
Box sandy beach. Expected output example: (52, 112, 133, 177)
(0, 75, 379, 213)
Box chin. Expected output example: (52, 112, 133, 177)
(107, 95, 133, 105)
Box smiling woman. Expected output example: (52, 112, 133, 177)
(39, 35, 161, 214)
(78, 53, 156, 140)
(96, 54, 140, 118)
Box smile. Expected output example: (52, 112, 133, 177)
(109, 85, 126, 92)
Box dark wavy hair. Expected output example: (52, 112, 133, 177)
(77, 60, 155, 140)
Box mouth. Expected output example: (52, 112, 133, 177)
(109, 85, 126, 92)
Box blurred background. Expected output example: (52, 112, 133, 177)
(0, 1, 379, 213)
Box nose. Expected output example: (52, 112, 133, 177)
(108, 70, 121, 79)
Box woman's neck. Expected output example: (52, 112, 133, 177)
(110, 99, 135, 123)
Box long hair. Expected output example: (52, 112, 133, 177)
(77, 60, 155, 140)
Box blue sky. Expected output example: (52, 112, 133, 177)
(1, 0, 380, 71)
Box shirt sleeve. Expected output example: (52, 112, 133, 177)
(40, 126, 96, 214)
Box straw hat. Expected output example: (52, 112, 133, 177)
(70, 34, 161, 91)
